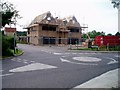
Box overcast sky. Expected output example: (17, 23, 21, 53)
(7, 0, 118, 35)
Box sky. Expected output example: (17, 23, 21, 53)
(6, 0, 118, 35)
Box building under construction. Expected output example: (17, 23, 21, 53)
(25, 11, 82, 45)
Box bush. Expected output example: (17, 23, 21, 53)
(2, 34, 15, 56)
(99, 45, 107, 51)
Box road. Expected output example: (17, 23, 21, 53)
(2, 44, 119, 89)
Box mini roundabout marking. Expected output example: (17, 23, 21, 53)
(60, 56, 102, 66)
(73, 57, 102, 62)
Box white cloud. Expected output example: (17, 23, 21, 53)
(7, 0, 118, 34)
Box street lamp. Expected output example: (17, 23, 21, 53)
(111, 0, 120, 32)
(13, 32, 16, 54)
(68, 31, 72, 49)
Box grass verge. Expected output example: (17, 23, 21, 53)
(1, 49, 23, 59)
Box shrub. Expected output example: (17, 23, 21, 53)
(99, 45, 107, 51)
(2, 35, 15, 56)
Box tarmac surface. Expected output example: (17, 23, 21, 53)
(74, 68, 119, 88)
(2, 44, 120, 89)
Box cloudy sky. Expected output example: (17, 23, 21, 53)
(7, 0, 118, 35)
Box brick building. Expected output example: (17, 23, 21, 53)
(25, 11, 82, 45)
(4, 27, 16, 36)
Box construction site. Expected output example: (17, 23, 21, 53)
(25, 11, 86, 46)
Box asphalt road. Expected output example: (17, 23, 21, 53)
(2, 44, 119, 89)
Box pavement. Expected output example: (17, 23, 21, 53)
(74, 68, 119, 88)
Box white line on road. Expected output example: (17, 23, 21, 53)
(0, 70, 3, 72)
(9, 63, 57, 73)
(60, 58, 98, 65)
(11, 58, 16, 61)
(23, 59, 28, 62)
(0, 73, 14, 77)
(115, 55, 120, 58)
(107, 58, 118, 65)
(73, 57, 101, 62)
(30, 61, 35, 63)
(23, 62, 28, 64)
(53, 52, 62, 55)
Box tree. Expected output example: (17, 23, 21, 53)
(115, 32, 120, 36)
(1, 1, 21, 27)
(107, 33, 113, 36)
(82, 30, 106, 40)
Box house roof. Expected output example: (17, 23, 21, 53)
(5, 27, 16, 32)
(27, 11, 81, 28)
(30, 11, 55, 25)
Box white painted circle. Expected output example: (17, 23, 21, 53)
(73, 57, 101, 62)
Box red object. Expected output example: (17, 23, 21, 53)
(5, 27, 16, 32)
(94, 36, 120, 47)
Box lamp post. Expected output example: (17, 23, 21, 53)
(14, 32, 16, 54)
(111, 0, 120, 32)
(68, 31, 72, 49)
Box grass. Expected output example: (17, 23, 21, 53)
(1, 49, 23, 59)
(11, 49, 23, 56)
(72, 46, 120, 51)
(72, 47, 98, 51)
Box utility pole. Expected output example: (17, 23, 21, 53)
(14, 32, 16, 54)
(68, 31, 72, 49)
(111, 0, 120, 32)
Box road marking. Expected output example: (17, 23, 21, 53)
(23, 59, 28, 62)
(30, 61, 35, 63)
(17, 58, 22, 60)
(60, 58, 98, 65)
(78, 53, 97, 55)
(72, 53, 77, 55)
(9, 63, 57, 73)
(11, 58, 16, 61)
(23, 62, 28, 64)
(0, 70, 3, 72)
(73, 57, 101, 62)
(0, 73, 14, 77)
(53, 52, 62, 55)
(107, 58, 118, 65)
(115, 55, 120, 58)
(53, 52, 98, 56)
(17, 60, 22, 62)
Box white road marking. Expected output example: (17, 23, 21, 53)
(107, 58, 118, 65)
(0, 70, 3, 72)
(30, 61, 35, 63)
(11, 58, 16, 61)
(115, 55, 120, 58)
(9, 63, 57, 73)
(17, 60, 22, 62)
(23, 59, 28, 62)
(73, 57, 101, 62)
(72, 53, 77, 55)
(23, 62, 28, 64)
(0, 73, 14, 77)
(54, 52, 98, 56)
(53, 52, 62, 55)
(65, 53, 70, 55)
(60, 58, 98, 65)
(17, 58, 22, 60)
(60, 58, 71, 63)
